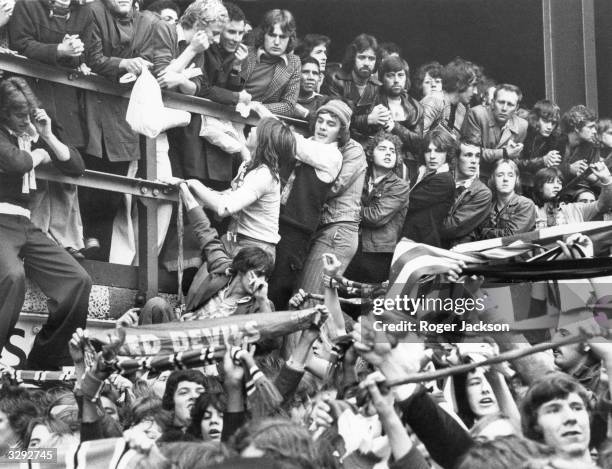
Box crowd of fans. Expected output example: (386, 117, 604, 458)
(1, 0, 612, 467)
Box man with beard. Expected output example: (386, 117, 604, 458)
(321, 33, 384, 143)
(293, 56, 328, 119)
(373, 55, 423, 179)
(461, 83, 528, 181)
(440, 139, 492, 247)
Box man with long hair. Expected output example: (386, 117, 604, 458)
(0, 77, 90, 370)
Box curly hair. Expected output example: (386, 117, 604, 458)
(179, 0, 227, 30)
(413, 61, 443, 99)
(253, 9, 297, 53)
(0, 77, 40, 125)
(0, 385, 40, 449)
(441, 57, 477, 94)
(294, 34, 330, 61)
(560, 104, 597, 134)
(161, 370, 206, 411)
(366, 130, 404, 173)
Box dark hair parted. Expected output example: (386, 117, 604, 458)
(532, 167, 563, 206)
(230, 245, 275, 278)
(254, 9, 297, 53)
(248, 117, 294, 182)
(560, 104, 598, 134)
(520, 372, 591, 442)
(294, 34, 330, 61)
(0, 77, 40, 124)
(341, 33, 378, 74)
(161, 370, 206, 411)
(379, 55, 411, 90)
(420, 128, 459, 166)
(441, 58, 477, 94)
(186, 392, 227, 440)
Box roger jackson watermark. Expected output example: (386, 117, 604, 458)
(370, 295, 510, 333)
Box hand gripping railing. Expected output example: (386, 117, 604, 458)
(0, 52, 307, 303)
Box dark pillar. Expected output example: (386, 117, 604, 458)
(542, 0, 597, 113)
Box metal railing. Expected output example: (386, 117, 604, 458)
(0, 52, 307, 301)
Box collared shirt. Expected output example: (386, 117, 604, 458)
(256, 47, 288, 66)
(181, 285, 251, 320)
(5, 126, 39, 194)
(414, 162, 450, 187)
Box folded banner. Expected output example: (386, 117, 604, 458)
(89, 309, 322, 357)
(452, 220, 612, 255)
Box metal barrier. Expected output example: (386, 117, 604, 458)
(0, 52, 307, 300)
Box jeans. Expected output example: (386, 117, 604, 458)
(298, 222, 359, 302)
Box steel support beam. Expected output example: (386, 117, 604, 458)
(542, 0, 598, 113)
(0, 53, 308, 127)
(137, 136, 159, 300)
(35, 167, 179, 202)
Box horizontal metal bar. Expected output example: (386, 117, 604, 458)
(0, 53, 308, 128)
(36, 166, 179, 202)
(81, 259, 178, 293)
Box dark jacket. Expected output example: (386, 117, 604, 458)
(360, 172, 410, 253)
(184, 207, 272, 315)
(401, 169, 455, 247)
(518, 127, 564, 188)
(0, 125, 85, 208)
(321, 67, 381, 143)
(9, 0, 93, 146)
(441, 178, 492, 247)
(157, 25, 239, 181)
(83, 6, 162, 161)
(240, 48, 301, 117)
(398, 386, 473, 469)
(559, 135, 601, 183)
(476, 192, 536, 239)
(375, 91, 423, 159)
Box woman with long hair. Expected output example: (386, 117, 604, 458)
(187, 117, 295, 261)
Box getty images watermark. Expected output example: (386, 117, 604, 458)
(365, 282, 612, 340)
